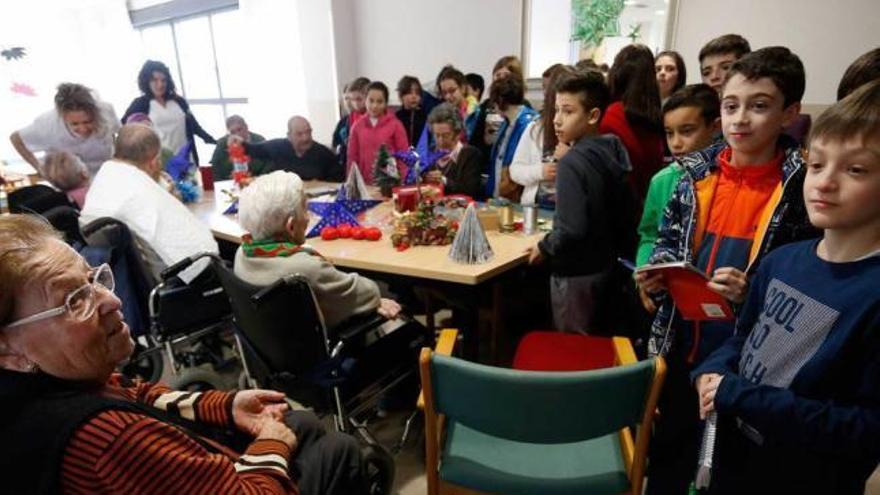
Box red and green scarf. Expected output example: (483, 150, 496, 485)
(241, 234, 323, 259)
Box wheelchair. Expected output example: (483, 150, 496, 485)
(79, 218, 234, 389)
(203, 253, 433, 495)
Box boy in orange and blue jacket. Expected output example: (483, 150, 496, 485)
(637, 47, 820, 494)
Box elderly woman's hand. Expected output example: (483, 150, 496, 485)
(378, 298, 402, 319)
(255, 417, 298, 451)
(233, 389, 290, 436)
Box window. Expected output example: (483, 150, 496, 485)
(523, 0, 676, 79)
(136, 7, 247, 164)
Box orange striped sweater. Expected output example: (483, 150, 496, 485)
(60, 374, 297, 494)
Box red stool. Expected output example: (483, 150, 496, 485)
(512, 331, 617, 371)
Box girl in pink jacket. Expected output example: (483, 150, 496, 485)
(347, 81, 409, 184)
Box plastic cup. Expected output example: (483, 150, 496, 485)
(199, 166, 214, 191)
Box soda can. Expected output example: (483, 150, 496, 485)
(523, 205, 538, 235)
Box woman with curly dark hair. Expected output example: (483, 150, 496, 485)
(122, 60, 215, 164)
(10, 83, 120, 177)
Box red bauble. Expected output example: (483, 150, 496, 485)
(365, 227, 382, 241)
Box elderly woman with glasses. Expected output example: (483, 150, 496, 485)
(423, 103, 482, 199)
(0, 215, 363, 494)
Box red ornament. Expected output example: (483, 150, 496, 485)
(320, 226, 339, 240)
(337, 224, 353, 238)
(228, 141, 251, 163)
(351, 227, 366, 240)
(365, 227, 382, 241)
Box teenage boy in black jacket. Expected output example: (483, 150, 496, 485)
(527, 70, 636, 333)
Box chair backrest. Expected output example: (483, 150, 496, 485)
(430, 353, 658, 444)
(209, 259, 330, 376)
(8, 184, 73, 214)
(41, 205, 86, 246)
(81, 217, 156, 337)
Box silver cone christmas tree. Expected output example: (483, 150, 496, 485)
(338, 164, 371, 200)
(448, 203, 494, 264)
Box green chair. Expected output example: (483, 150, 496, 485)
(419, 344, 665, 495)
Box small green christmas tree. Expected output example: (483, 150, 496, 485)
(372, 145, 399, 198)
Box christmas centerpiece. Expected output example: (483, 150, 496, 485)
(390, 199, 459, 251)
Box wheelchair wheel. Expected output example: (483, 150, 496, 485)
(121, 346, 164, 383)
(169, 367, 225, 391)
(361, 443, 395, 495)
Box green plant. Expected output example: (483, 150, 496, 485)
(570, 0, 626, 49)
(627, 22, 641, 43)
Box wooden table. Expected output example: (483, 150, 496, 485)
(190, 180, 547, 360)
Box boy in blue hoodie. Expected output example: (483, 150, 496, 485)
(693, 79, 880, 495)
(637, 47, 819, 494)
(526, 70, 636, 333)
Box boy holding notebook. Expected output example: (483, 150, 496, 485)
(693, 79, 880, 494)
(637, 47, 819, 494)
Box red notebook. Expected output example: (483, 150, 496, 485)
(636, 262, 734, 321)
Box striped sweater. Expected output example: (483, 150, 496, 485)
(60, 374, 297, 494)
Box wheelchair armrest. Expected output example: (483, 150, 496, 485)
(251, 276, 294, 305)
(333, 311, 389, 343)
(161, 252, 224, 280)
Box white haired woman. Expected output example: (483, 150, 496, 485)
(0, 214, 363, 494)
(41, 151, 91, 208)
(234, 171, 401, 328)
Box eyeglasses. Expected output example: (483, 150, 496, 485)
(4, 264, 115, 329)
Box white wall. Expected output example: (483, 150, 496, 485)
(526, 0, 571, 78)
(332, 0, 523, 101)
(670, 0, 879, 105)
(331, 0, 359, 103)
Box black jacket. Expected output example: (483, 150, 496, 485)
(245, 139, 343, 181)
(122, 94, 216, 164)
(395, 107, 427, 147)
(538, 134, 635, 276)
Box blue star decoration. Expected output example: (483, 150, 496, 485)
(306, 197, 382, 238)
(394, 148, 449, 185)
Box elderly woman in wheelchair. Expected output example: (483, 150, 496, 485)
(0, 214, 363, 494)
(234, 170, 402, 328)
